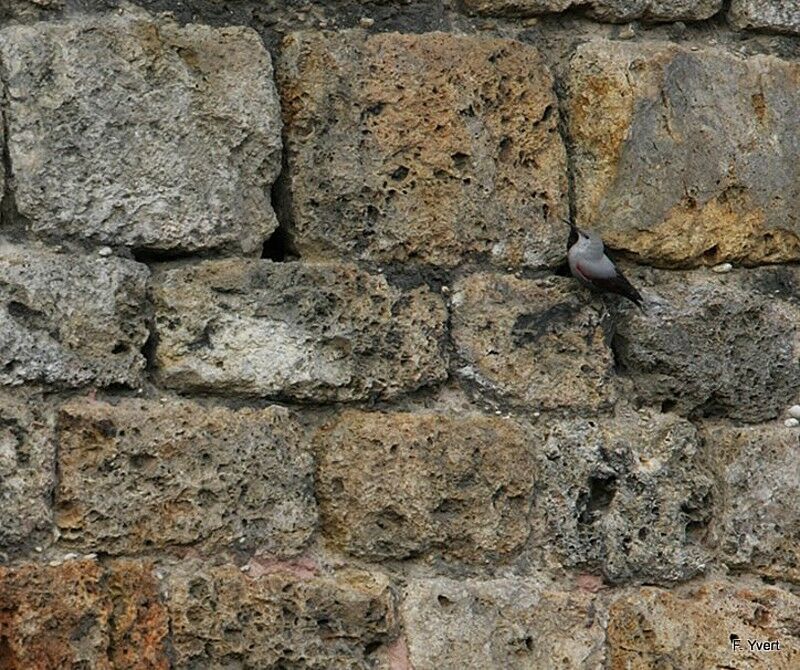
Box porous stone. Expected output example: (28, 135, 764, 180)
(702, 422, 800, 583)
(56, 398, 316, 555)
(165, 561, 397, 668)
(0, 559, 169, 669)
(151, 260, 447, 401)
(730, 1, 800, 35)
(0, 243, 149, 388)
(608, 580, 800, 668)
(463, 0, 721, 21)
(0, 390, 53, 550)
(402, 578, 606, 670)
(568, 40, 800, 267)
(278, 30, 567, 269)
(536, 408, 714, 582)
(314, 410, 537, 562)
(614, 268, 800, 422)
(451, 273, 616, 412)
(0, 10, 282, 254)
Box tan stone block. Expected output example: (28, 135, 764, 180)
(56, 398, 316, 555)
(314, 410, 537, 561)
(278, 30, 567, 269)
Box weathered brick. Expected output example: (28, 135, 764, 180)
(451, 273, 616, 412)
(402, 577, 606, 670)
(56, 398, 316, 555)
(278, 30, 567, 269)
(608, 580, 800, 669)
(0, 390, 53, 551)
(0, 9, 282, 254)
(314, 410, 537, 562)
(536, 409, 714, 583)
(567, 40, 800, 267)
(0, 559, 169, 669)
(730, 1, 800, 35)
(151, 260, 447, 401)
(0, 244, 149, 388)
(614, 267, 800, 422)
(165, 561, 397, 668)
(702, 421, 800, 583)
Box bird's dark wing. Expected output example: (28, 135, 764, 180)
(591, 268, 644, 308)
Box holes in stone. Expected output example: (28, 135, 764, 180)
(129, 453, 155, 469)
(364, 640, 383, 656)
(578, 474, 617, 525)
(111, 342, 129, 354)
(451, 152, 470, 169)
(390, 165, 409, 181)
(0, 634, 16, 668)
(261, 227, 294, 262)
(660, 399, 677, 413)
(524, 636, 534, 651)
(437, 594, 453, 608)
(703, 245, 719, 262)
(189, 579, 209, 599)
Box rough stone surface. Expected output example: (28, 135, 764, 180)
(0, 559, 169, 669)
(0, 243, 149, 388)
(56, 398, 316, 555)
(165, 561, 397, 668)
(151, 260, 447, 401)
(702, 421, 800, 583)
(402, 578, 606, 670)
(730, 1, 800, 35)
(0, 390, 53, 550)
(464, 0, 721, 21)
(314, 410, 537, 562)
(536, 409, 714, 582)
(278, 30, 567, 269)
(568, 40, 800, 267)
(0, 10, 282, 254)
(451, 273, 616, 412)
(608, 580, 800, 668)
(614, 268, 800, 422)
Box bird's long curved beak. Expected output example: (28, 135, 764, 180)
(562, 217, 581, 236)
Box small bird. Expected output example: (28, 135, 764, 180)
(566, 220, 644, 310)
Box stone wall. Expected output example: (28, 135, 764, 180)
(1, 0, 800, 668)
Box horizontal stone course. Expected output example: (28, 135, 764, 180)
(463, 0, 722, 21)
(0, 243, 149, 388)
(151, 259, 448, 401)
(56, 398, 316, 555)
(278, 29, 567, 269)
(0, 9, 282, 254)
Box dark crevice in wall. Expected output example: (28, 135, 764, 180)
(0, 63, 28, 235)
(261, 225, 296, 262)
(266, 149, 300, 262)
